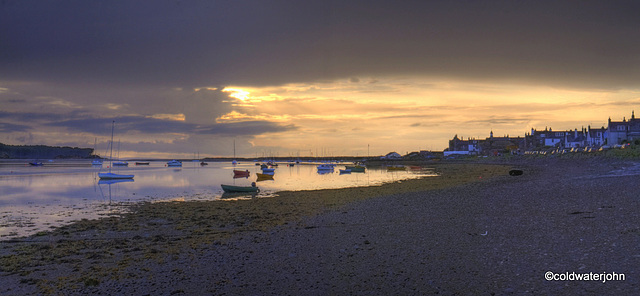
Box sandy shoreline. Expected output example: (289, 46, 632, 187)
(1, 159, 639, 295)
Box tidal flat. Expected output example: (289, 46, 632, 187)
(1, 160, 638, 295)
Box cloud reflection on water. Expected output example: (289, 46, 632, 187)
(0, 160, 435, 240)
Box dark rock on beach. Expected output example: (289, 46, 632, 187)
(509, 169, 524, 176)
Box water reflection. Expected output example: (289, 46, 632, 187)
(98, 179, 134, 204)
(220, 192, 259, 200)
(0, 160, 436, 239)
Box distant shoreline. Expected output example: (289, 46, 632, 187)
(0, 142, 94, 159)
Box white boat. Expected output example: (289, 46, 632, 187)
(231, 140, 238, 165)
(109, 140, 129, 166)
(167, 160, 182, 167)
(99, 121, 134, 180)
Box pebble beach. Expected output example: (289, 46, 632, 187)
(1, 159, 639, 295)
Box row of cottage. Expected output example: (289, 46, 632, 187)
(447, 111, 640, 155)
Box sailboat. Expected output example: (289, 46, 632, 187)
(231, 139, 238, 165)
(112, 140, 129, 166)
(91, 138, 103, 165)
(99, 121, 134, 180)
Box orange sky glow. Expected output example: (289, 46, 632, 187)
(2, 2, 640, 159)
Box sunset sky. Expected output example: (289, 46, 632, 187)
(2, 1, 640, 158)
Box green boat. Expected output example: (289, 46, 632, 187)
(345, 165, 366, 172)
(221, 184, 260, 193)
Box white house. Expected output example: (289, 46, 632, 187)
(381, 152, 402, 160)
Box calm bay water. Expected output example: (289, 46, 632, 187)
(0, 159, 436, 240)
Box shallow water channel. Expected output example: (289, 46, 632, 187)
(0, 159, 436, 240)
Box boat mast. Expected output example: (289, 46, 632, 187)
(232, 139, 238, 165)
(109, 121, 114, 173)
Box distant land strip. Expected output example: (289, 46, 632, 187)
(0, 143, 94, 159)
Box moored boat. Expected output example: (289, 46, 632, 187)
(99, 121, 134, 180)
(135, 162, 150, 165)
(387, 166, 406, 171)
(317, 169, 333, 175)
(98, 172, 135, 180)
(317, 164, 334, 171)
(167, 160, 182, 167)
(91, 138, 103, 166)
(233, 170, 250, 177)
(261, 167, 275, 173)
(345, 165, 365, 172)
(256, 173, 274, 180)
(221, 183, 259, 193)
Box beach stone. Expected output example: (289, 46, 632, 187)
(508, 169, 523, 176)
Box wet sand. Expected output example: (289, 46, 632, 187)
(1, 160, 639, 295)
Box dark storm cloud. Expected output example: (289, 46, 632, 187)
(197, 121, 297, 136)
(0, 122, 31, 132)
(1, 107, 295, 137)
(0, 110, 75, 123)
(1, 0, 639, 89)
(51, 115, 296, 136)
(51, 116, 192, 134)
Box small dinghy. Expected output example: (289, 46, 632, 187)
(221, 183, 259, 193)
(233, 170, 250, 177)
(256, 173, 274, 180)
